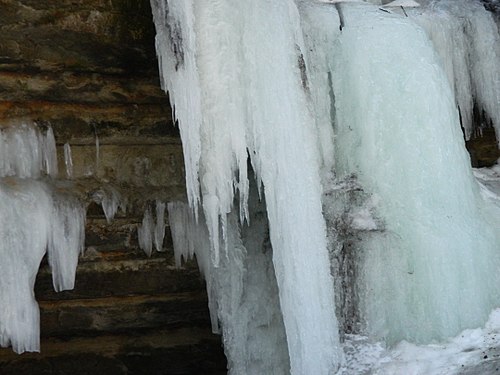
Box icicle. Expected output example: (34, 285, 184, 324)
(154, 200, 166, 252)
(90, 187, 124, 224)
(150, 0, 203, 211)
(138, 206, 154, 257)
(48, 193, 85, 292)
(42, 127, 58, 178)
(0, 179, 51, 353)
(139, 201, 167, 255)
(0, 123, 59, 179)
(168, 195, 290, 375)
(0, 179, 85, 353)
(64, 143, 73, 179)
(95, 134, 100, 172)
(0, 121, 85, 354)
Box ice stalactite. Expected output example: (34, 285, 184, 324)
(91, 186, 125, 224)
(150, 0, 203, 213)
(154, 201, 166, 252)
(152, 0, 342, 373)
(168, 183, 290, 375)
(0, 122, 85, 353)
(138, 200, 166, 256)
(138, 206, 154, 257)
(0, 122, 58, 179)
(64, 143, 73, 179)
(48, 193, 85, 292)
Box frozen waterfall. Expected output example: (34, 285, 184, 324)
(151, 0, 500, 373)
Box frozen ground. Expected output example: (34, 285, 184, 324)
(339, 308, 500, 374)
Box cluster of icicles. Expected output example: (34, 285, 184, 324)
(152, 0, 500, 374)
(0, 122, 163, 354)
(0, 122, 85, 353)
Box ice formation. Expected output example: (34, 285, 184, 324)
(138, 200, 166, 256)
(154, 201, 166, 252)
(338, 308, 500, 374)
(328, 2, 500, 345)
(0, 122, 58, 179)
(95, 133, 100, 171)
(152, 0, 500, 373)
(152, 0, 342, 373)
(91, 186, 124, 223)
(138, 207, 154, 256)
(168, 186, 290, 374)
(64, 143, 73, 179)
(0, 122, 85, 353)
(410, 0, 500, 139)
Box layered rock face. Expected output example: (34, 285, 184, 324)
(0, 1, 226, 374)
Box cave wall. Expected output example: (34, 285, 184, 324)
(0, 1, 226, 374)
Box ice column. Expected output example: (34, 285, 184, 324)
(151, 0, 342, 373)
(330, 3, 500, 344)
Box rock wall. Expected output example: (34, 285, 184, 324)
(0, 1, 226, 374)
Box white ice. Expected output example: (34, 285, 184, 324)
(153, 0, 500, 373)
(154, 200, 166, 252)
(168, 198, 290, 375)
(0, 122, 58, 179)
(91, 186, 124, 223)
(138, 206, 154, 257)
(138, 200, 166, 256)
(410, 0, 500, 140)
(152, 0, 342, 373)
(0, 123, 85, 353)
(338, 308, 500, 375)
(328, 2, 500, 344)
(152, 0, 341, 374)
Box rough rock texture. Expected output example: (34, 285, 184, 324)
(0, 0, 226, 373)
(465, 105, 500, 167)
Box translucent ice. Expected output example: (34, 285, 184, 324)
(168, 192, 290, 375)
(138, 206, 154, 257)
(138, 201, 166, 256)
(0, 122, 58, 179)
(0, 180, 84, 352)
(329, 3, 500, 344)
(154, 201, 166, 252)
(64, 143, 73, 179)
(410, 0, 500, 139)
(0, 123, 85, 353)
(153, 0, 500, 372)
(152, 0, 342, 373)
(91, 186, 124, 223)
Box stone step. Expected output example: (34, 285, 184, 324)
(0, 327, 226, 375)
(39, 292, 211, 338)
(35, 256, 204, 301)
